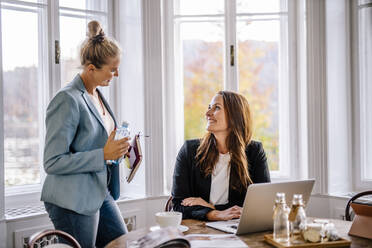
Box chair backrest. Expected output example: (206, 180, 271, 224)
(28, 229, 81, 248)
(345, 190, 372, 221)
(165, 196, 173, 212)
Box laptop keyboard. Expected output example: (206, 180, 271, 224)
(206, 220, 239, 234)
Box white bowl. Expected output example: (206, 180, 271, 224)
(155, 211, 182, 228)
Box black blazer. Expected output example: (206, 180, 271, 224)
(171, 139, 271, 220)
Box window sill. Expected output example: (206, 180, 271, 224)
(5, 184, 42, 197)
(5, 204, 47, 222)
(311, 192, 372, 204)
(4, 194, 167, 222)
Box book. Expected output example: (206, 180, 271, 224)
(127, 227, 190, 248)
(123, 133, 143, 183)
(126, 227, 248, 248)
(186, 234, 248, 248)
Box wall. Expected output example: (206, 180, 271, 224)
(5, 196, 168, 248)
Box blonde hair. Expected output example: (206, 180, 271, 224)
(80, 20, 121, 69)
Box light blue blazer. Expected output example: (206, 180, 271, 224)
(41, 74, 120, 216)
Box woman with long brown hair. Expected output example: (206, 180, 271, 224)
(171, 91, 270, 220)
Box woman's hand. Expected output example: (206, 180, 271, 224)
(206, 205, 242, 221)
(104, 130, 130, 160)
(181, 197, 215, 209)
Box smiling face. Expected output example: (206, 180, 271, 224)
(206, 94, 229, 135)
(93, 56, 120, 87)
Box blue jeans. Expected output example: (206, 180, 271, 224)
(44, 191, 127, 248)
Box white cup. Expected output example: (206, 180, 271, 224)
(155, 211, 182, 228)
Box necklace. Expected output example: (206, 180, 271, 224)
(97, 94, 106, 116)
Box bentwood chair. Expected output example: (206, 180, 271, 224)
(28, 229, 81, 248)
(165, 196, 174, 212)
(345, 190, 372, 221)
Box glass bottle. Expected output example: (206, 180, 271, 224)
(289, 194, 307, 239)
(273, 192, 290, 243)
(107, 121, 130, 165)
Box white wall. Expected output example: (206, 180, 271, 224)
(5, 197, 168, 248)
(0, 220, 6, 248)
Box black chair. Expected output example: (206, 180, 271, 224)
(345, 190, 372, 221)
(28, 229, 81, 248)
(165, 196, 174, 212)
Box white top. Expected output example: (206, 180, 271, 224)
(209, 153, 231, 205)
(89, 93, 115, 135)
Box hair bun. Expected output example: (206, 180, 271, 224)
(87, 20, 105, 39)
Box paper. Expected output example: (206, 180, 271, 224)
(186, 234, 248, 248)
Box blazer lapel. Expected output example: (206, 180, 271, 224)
(71, 74, 106, 130)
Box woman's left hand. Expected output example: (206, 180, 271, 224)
(181, 197, 215, 209)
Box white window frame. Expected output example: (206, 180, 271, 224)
(1, 0, 115, 208)
(1, 0, 49, 199)
(163, 0, 302, 192)
(353, 0, 372, 190)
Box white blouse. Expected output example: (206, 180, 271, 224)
(89, 93, 115, 135)
(209, 153, 231, 205)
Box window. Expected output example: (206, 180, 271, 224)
(1, 0, 111, 197)
(164, 0, 297, 191)
(1, 0, 48, 189)
(356, 0, 372, 188)
(236, 0, 288, 171)
(59, 0, 109, 87)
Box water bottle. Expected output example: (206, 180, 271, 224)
(107, 121, 130, 165)
(273, 192, 290, 243)
(289, 194, 307, 239)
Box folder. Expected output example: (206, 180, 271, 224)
(123, 133, 143, 183)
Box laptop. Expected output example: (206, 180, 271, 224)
(206, 179, 315, 235)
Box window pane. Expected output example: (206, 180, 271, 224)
(359, 7, 372, 180)
(237, 18, 283, 171)
(180, 22, 224, 139)
(237, 0, 287, 13)
(60, 16, 85, 86)
(174, 0, 224, 16)
(2, 9, 42, 186)
(4, 0, 47, 4)
(59, 13, 107, 86)
(59, 0, 107, 12)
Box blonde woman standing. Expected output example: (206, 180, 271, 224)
(41, 21, 128, 247)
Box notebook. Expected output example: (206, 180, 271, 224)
(123, 133, 143, 183)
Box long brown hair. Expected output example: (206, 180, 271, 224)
(195, 91, 253, 191)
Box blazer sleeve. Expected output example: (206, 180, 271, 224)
(172, 142, 213, 220)
(43, 91, 105, 175)
(250, 142, 271, 183)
